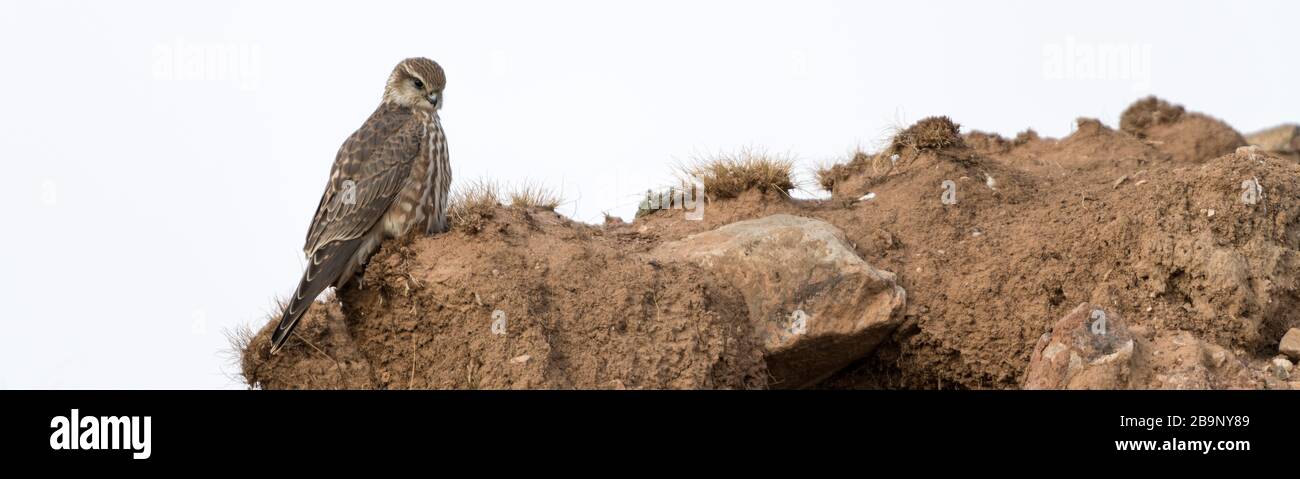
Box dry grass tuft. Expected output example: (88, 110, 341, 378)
(448, 179, 503, 232)
(602, 211, 625, 225)
(226, 322, 262, 389)
(507, 182, 562, 210)
(448, 178, 564, 231)
(813, 160, 839, 192)
(814, 150, 873, 192)
(229, 296, 290, 389)
(449, 178, 502, 216)
(891, 116, 965, 152)
(681, 149, 795, 200)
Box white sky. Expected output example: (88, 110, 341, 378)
(1, 0, 1295, 388)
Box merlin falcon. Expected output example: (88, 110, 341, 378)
(270, 57, 451, 354)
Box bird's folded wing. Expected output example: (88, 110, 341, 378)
(303, 105, 422, 256)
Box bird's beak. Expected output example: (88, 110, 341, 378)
(428, 92, 441, 110)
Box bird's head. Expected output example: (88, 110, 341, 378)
(383, 57, 445, 111)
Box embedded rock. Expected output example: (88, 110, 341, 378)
(650, 214, 906, 388)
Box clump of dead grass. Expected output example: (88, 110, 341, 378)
(891, 116, 965, 152)
(227, 296, 291, 389)
(227, 322, 262, 389)
(814, 150, 873, 192)
(448, 179, 503, 232)
(507, 181, 562, 210)
(813, 117, 971, 194)
(448, 178, 565, 232)
(602, 211, 625, 225)
(681, 149, 795, 201)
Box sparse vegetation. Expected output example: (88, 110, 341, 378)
(507, 181, 562, 210)
(244, 98, 1300, 392)
(229, 297, 289, 389)
(815, 117, 969, 194)
(682, 149, 795, 201)
(227, 323, 261, 389)
(890, 116, 965, 152)
(815, 150, 872, 192)
(448, 178, 502, 233)
(602, 211, 625, 225)
(449, 178, 502, 216)
(449, 179, 565, 232)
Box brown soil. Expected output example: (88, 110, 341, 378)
(243, 207, 769, 389)
(242, 96, 1300, 389)
(1120, 96, 1247, 164)
(969, 118, 1169, 177)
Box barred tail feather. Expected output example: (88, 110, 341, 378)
(270, 238, 364, 354)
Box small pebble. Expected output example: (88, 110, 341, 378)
(1268, 358, 1292, 380)
(1274, 357, 1294, 372)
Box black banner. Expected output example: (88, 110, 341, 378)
(3, 390, 1292, 468)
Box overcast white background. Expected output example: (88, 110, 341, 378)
(0, 0, 1294, 388)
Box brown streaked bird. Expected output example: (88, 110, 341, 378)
(270, 57, 451, 354)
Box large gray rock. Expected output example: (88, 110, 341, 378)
(650, 214, 906, 388)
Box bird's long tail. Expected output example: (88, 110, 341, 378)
(270, 237, 365, 354)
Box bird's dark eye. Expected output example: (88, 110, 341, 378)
(413, 79, 425, 90)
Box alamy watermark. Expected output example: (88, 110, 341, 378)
(491, 310, 507, 336)
(50, 409, 151, 460)
(341, 180, 358, 205)
(640, 177, 705, 221)
(1043, 36, 1152, 92)
(152, 38, 261, 91)
(40, 180, 58, 206)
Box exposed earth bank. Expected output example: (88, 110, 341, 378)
(240, 97, 1300, 390)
